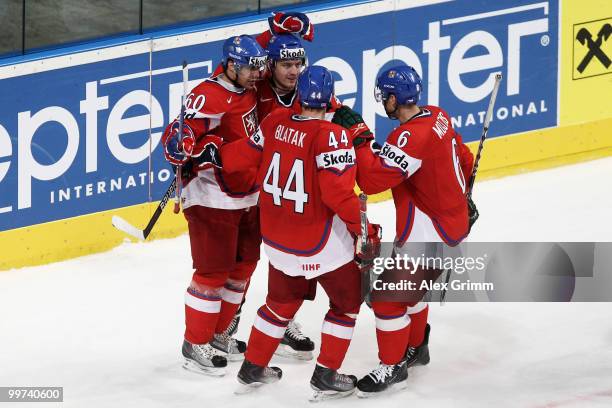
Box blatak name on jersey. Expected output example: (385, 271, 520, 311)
(380, 143, 422, 175)
(316, 148, 356, 171)
(274, 124, 306, 148)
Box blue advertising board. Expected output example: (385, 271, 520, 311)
(0, 0, 558, 232)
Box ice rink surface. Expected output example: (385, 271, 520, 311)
(2, 158, 612, 408)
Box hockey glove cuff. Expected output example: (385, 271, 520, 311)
(191, 135, 223, 168)
(355, 224, 382, 268)
(331, 106, 374, 147)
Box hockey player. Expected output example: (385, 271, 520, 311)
(346, 65, 475, 396)
(212, 21, 318, 359)
(256, 33, 317, 359)
(161, 35, 267, 375)
(256, 33, 304, 119)
(259, 32, 342, 121)
(221, 66, 381, 400)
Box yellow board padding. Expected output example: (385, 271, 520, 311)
(469, 116, 612, 180)
(560, 1, 612, 125)
(363, 117, 612, 203)
(1, 117, 611, 271)
(0, 202, 187, 271)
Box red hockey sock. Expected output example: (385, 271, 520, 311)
(215, 281, 246, 334)
(372, 302, 411, 365)
(317, 311, 356, 370)
(407, 303, 429, 347)
(184, 286, 222, 344)
(244, 305, 290, 367)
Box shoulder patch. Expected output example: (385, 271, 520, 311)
(379, 143, 422, 175)
(315, 148, 356, 173)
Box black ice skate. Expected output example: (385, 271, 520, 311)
(356, 360, 408, 398)
(210, 332, 246, 361)
(405, 323, 431, 367)
(181, 340, 227, 376)
(235, 359, 282, 395)
(274, 320, 315, 360)
(309, 364, 357, 402)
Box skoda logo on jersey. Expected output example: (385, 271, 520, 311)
(323, 151, 354, 167)
(380, 144, 410, 172)
(316, 148, 356, 172)
(280, 48, 306, 60)
(380, 143, 422, 175)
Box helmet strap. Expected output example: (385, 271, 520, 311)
(224, 60, 244, 89)
(385, 96, 399, 120)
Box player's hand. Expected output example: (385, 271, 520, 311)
(163, 122, 196, 165)
(332, 106, 374, 147)
(191, 135, 223, 168)
(355, 224, 382, 268)
(268, 12, 314, 41)
(467, 196, 479, 233)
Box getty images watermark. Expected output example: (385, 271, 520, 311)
(365, 242, 612, 302)
(371, 252, 493, 292)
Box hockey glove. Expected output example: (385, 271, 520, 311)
(162, 121, 196, 166)
(355, 224, 382, 268)
(191, 135, 223, 168)
(178, 134, 224, 180)
(467, 196, 479, 233)
(331, 106, 374, 148)
(268, 12, 314, 41)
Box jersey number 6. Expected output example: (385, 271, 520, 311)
(451, 137, 466, 194)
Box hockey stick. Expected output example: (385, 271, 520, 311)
(112, 61, 188, 240)
(439, 74, 502, 304)
(359, 193, 369, 253)
(173, 61, 189, 213)
(466, 73, 502, 198)
(358, 193, 375, 307)
(112, 177, 177, 240)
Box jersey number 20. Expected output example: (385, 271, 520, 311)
(263, 152, 309, 213)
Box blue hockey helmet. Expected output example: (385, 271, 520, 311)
(221, 35, 268, 71)
(297, 65, 334, 109)
(267, 34, 306, 64)
(374, 65, 422, 105)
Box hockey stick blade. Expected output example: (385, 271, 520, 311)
(112, 215, 146, 241)
(111, 176, 177, 241)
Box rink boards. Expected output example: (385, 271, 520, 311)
(0, 0, 610, 269)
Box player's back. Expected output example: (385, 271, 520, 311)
(387, 105, 470, 244)
(256, 109, 351, 256)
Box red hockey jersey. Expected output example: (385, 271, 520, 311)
(222, 108, 366, 278)
(256, 78, 301, 120)
(357, 106, 474, 246)
(162, 75, 260, 209)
